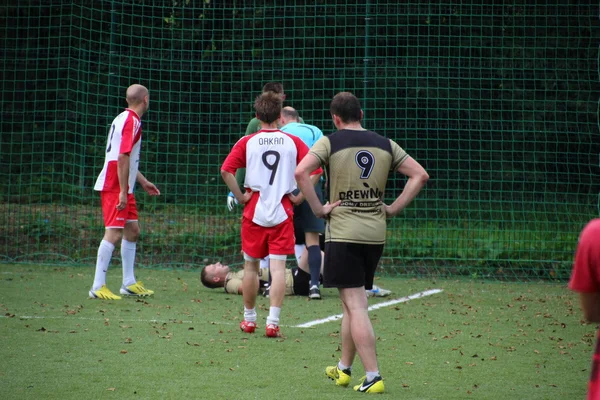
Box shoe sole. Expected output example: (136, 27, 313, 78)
(120, 289, 154, 297)
(120, 293, 153, 297)
(89, 291, 121, 300)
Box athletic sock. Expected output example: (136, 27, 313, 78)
(266, 306, 281, 326)
(244, 307, 257, 322)
(259, 256, 270, 269)
(307, 245, 321, 288)
(92, 240, 115, 290)
(338, 362, 352, 373)
(121, 239, 137, 287)
(366, 371, 380, 382)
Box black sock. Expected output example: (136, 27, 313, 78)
(307, 245, 321, 288)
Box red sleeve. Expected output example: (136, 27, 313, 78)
(291, 135, 323, 176)
(221, 135, 250, 174)
(569, 220, 600, 293)
(119, 114, 134, 155)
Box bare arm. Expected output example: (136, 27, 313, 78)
(385, 156, 429, 217)
(136, 171, 160, 195)
(116, 153, 130, 210)
(295, 154, 340, 218)
(221, 170, 252, 205)
(289, 172, 322, 205)
(579, 292, 600, 323)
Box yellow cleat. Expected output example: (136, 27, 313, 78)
(353, 376, 385, 394)
(325, 365, 351, 387)
(120, 281, 154, 297)
(89, 285, 121, 300)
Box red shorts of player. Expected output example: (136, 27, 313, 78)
(241, 216, 295, 259)
(100, 192, 138, 228)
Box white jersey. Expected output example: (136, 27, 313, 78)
(221, 129, 314, 227)
(94, 109, 142, 193)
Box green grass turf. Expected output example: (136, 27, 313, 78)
(0, 264, 593, 399)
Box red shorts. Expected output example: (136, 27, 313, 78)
(100, 192, 138, 228)
(241, 216, 295, 259)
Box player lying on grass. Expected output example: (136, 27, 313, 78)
(200, 245, 391, 298)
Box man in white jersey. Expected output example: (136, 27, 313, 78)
(89, 84, 160, 300)
(221, 91, 322, 338)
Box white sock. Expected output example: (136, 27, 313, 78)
(266, 306, 281, 326)
(92, 240, 115, 290)
(366, 371, 380, 381)
(260, 256, 270, 269)
(121, 239, 137, 287)
(294, 244, 304, 264)
(338, 362, 352, 372)
(244, 307, 257, 322)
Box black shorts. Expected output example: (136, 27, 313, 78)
(323, 242, 384, 290)
(293, 184, 325, 246)
(291, 267, 311, 296)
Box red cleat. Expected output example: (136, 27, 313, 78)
(265, 324, 281, 338)
(240, 320, 257, 333)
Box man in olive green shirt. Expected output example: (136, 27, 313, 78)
(295, 92, 429, 394)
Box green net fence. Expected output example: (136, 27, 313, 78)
(1, 1, 598, 280)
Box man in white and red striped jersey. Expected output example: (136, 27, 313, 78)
(221, 91, 322, 338)
(89, 84, 160, 300)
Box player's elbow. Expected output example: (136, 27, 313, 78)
(220, 169, 231, 180)
(412, 170, 429, 187)
(117, 153, 130, 165)
(294, 168, 304, 183)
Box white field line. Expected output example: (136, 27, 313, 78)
(294, 288, 443, 328)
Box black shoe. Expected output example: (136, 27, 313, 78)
(309, 285, 321, 300)
(262, 286, 270, 298)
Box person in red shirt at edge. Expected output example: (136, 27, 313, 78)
(220, 91, 323, 338)
(569, 219, 600, 399)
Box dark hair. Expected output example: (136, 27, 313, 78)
(330, 92, 362, 123)
(281, 107, 300, 122)
(262, 82, 284, 94)
(254, 91, 283, 124)
(200, 267, 220, 289)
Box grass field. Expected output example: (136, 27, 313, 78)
(0, 263, 594, 399)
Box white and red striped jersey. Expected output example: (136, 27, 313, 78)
(94, 109, 142, 193)
(222, 129, 322, 227)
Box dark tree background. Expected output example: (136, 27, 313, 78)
(0, 0, 598, 274)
